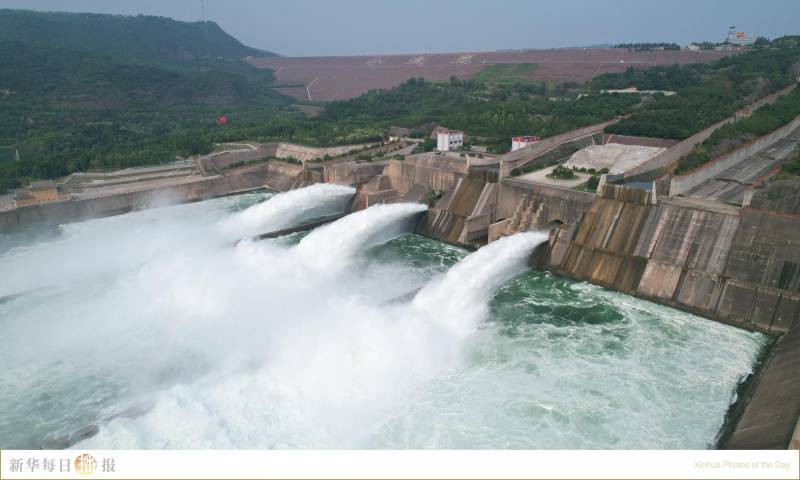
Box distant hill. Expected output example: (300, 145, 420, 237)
(0, 9, 277, 65)
(0, 42, 284, 109)
(0, 9, 291, 192)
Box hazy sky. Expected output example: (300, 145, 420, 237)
(1, 0, 798, 56)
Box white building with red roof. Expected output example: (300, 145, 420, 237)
(436, 128, 464, 152)
(511, 136, 541, 151)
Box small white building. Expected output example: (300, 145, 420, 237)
(511, 136, 541, 151)
(727, 26, 756, 47)
(436, 129, 464, 152)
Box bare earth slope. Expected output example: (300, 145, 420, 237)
(249, 49, 730, 100)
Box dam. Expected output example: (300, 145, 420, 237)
(0, 185, 774, 449)
(2, 111, 799, 450)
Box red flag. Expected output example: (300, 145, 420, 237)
(217, 116, 228, 125)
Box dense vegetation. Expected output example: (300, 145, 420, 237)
(614, 43, 680, 51)
(0, 9, 296, 192)
(0, 41, 293, 192)
(675, 88, 800, 174)
(604, 46, 800, 139)
(548, 165, 576, 179)
(318, 77, 637, 152)
(0, 9, 274, 64)
(590, 64, 702, 91)
(690, 41, 721, 50)
(779, 145, 800, 178)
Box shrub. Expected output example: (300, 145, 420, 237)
(549, 165, 577, 180)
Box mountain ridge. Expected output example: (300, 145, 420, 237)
(0, 9, 278, 64)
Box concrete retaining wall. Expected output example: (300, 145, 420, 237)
(542, 185, 800, 333)
(507, 134, 600, 175)
(274, 142, 365, 163)
(624, 83, 797, 180)
(324, 162, 386, 186)
(198, 142, 373, 173)
(262, 161, 304, 191)
(0, 167, 274, 231)
(498, 119, 618, 177)
(625, 118, 736, 180)
(495, 179, 595, 223)
(416, 176, 499, 246)
(197, 145, 277, 174)
(669, 115, 800, 196)
(384, 159, 466, 195)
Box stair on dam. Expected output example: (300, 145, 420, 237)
(506, 195, 536, 234)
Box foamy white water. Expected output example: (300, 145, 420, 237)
(414, 231, 548, 339)
(221, 183, 355, 239)
(296, 202, 427, 272)
(0, 195, 245, 298)
(0, 193, 766, 449)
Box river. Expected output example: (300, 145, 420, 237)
(0, 186, 767, 449)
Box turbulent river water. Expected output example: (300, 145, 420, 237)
(0, 186, 768, 449)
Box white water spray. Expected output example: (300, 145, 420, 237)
(221, 184, 355, 238)
(65, 229, 543, 449)
(295, 203, 427, 272)
(0, 199, 233, 298)
(414, 231, 549, 338)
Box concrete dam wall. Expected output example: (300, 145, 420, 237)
(406, 158, 798, 335)
(384, 157, 467, 195)
(274, 142, 365, 163)
(262, 162, 305, 191)
(0, 165, 303, 231)
(416, 175, 497, 245)
(544, 186, 800, 334)
(197, 142, 370, 174)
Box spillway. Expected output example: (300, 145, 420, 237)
(0, 192, 767, 449)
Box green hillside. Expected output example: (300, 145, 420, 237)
(0, 10, 291, 191)
(602, 44, 800, 139)
(0, 9, 276, 64)
(0, 41, 292, 190)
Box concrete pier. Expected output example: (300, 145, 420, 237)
(250, 214, 347, 241)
